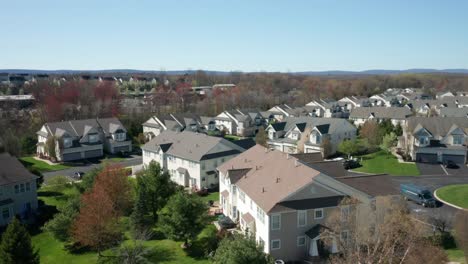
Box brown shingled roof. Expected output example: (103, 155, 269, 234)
(217, 145, 321, 213)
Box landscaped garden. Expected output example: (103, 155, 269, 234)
(30, 162, 222, 264)
(353, 150, 420, 176)
(20, 156, 71, 173)
(435, 184, 468, 209)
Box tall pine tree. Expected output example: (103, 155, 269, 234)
(0, 218, 40, 264)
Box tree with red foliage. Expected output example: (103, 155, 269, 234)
(72, 165, 131, 255)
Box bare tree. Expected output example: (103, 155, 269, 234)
(323, 196, 447, 264)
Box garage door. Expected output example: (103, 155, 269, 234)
(84, 149, 102, 159)
(442, 154, 465, 164)
(114, 146, 130, 153)
(416, 153, 438, 163)
(62, 152, 82, 161)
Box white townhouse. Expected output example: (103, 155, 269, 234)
(349, 106, 413, 126)
(217, 145, 398, 262)
(265, 117, 357, 155)
(142, 131, 247, 191)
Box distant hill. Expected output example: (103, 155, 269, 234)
(1, 68, 468, 76)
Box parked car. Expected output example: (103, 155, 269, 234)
(118, 150, 130, 158)
(444, 160, 459, 169)
(400, 184, 436, 207)
(74, 172, 85, 179)
(343, 159, 360, 170)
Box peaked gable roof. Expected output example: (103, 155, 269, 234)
(407, 117, 468, 138)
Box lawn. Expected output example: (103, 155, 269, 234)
(20, 156, 71, 173)
(33, 184, 215, 264)
(446, 248, 466, 264)
(353, 150, 420, 176)
(200, 192, 219, 203)
(436, 184, 468, 209)
(224, 135, 243, 141)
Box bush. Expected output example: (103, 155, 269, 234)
(47, 175, 70, 191)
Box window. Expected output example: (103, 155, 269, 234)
(341, 230, 349, 243)
(314, 208, 324, 219)
(232, 186, 237, 196)
(239, 190, 245, 203)
(297, 236, 306, 247)
(250, 200, 254, 210)
(2, 208, 9, 219)
(298, 210, 307, 227)
(271, 239, 281, 250)
(63, 137, 72, 148)
(419, 136, 428, 145)
(257, 207, 265, 224)
(341, 206, 350, 222)
(20, 184, 25, 193)
(26, 182, 31, 191)
(88, 134, 99, 143)
(115, 132, 126, 141)
(258, 237, 265, 250)
(271, 214, 281, 230)
(453, 135, 463, 145)
(14, 185, 19, 194)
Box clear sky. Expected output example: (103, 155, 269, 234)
(1, 0, 467, 72)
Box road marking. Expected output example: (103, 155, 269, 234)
(440, 164, 449, 175)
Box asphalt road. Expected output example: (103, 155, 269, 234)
(392, 173, 468, 229)
(42, 156, 142, 182)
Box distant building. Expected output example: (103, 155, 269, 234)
(37, 118, 132, 162)
(0, 153, 38, 226)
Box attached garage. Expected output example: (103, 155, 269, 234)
(416, 153, 438, 163)
(62, 152, 82, 161)
(442, 154, 465, 164)
(114, 146, 130, 153)
(84, 149, 102, 159)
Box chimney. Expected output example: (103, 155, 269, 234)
(255, 165, 258, 170)
(276, 177, 280, 183)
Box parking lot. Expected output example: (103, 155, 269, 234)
(417, 162, 468, 176)
(392, 173, 468, 229)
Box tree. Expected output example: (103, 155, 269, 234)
(338, 139, 359, 159)
(324, 197, 447, 264)
(394, 123, 403, 136)
(255, 127, 268, 147)
(454, 211, 468, 263)
(130, 188, 148, 236)
(0, 218, 39, 264)
(20, 135, 37, 155)
(135, 161, 176, 223)
(380, 132, 397, 153)
(158, 191, 208, 247)
(45, 136, 57, 160)
(43, 196, 80, 242)
(213, 234, 274, 264)
(360, 121, 381, 146)
(72, 165, 131, 255)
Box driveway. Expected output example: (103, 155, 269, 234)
(392, 174, 468, 229)
(417, 162, 468, 176)
(42, 156, 142, 182)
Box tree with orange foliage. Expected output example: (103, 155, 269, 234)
(72, 165, 131, 255)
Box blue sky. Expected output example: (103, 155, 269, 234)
(1, 0, 467, 71)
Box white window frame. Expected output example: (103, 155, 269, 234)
(271, 214, 281, 231)
(341, 205, 350, 222)
(297, 236, 306, 247)
(257, 207, 265, 224)
(314, 208, 324, 219)
(297, 210, 307, 227)
(88, 133, 99, 143)
(271, 239, 281, 250)
(63, 137, 72, 148)
(453, 135, 463, 145)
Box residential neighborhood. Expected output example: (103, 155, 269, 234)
(1, 1, 468, 264)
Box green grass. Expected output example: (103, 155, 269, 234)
(20, 156, 71, 172)
(224, 135, 243, 141)
(33, 184, 214, 264)
(353, 150, 420, 176)
(436, 184, 468, 209)
(446, 248, 466, 264)
(200, 192, 219, 203)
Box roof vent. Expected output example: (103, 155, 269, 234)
(276, 177, 280, 183)
(262, 187, 265, 193)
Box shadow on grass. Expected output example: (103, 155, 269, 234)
(38, 191, 64, 197)
(146, 245, 176, 263)
(185, 236, 217, 259)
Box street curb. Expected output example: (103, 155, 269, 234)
(433, 189, 468, 211)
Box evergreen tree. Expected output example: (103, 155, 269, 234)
(130, 184, 147, 236)
(255, 127, 268, 147)
(0, 218, 40, 264)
